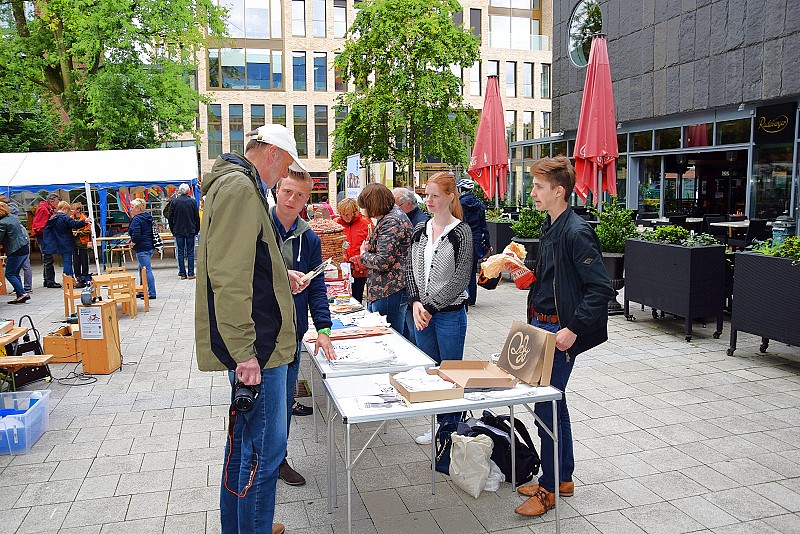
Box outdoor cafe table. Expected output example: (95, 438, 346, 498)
(323, 372, 564, 534)
(301, 327, 437, 440)
(709, 220, 772, 243)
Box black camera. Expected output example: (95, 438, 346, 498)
(232, 381, 259, 412)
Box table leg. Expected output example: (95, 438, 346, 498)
(553, 399, 560, 534)
(312, 360, 318, 443)
(430, 415, 436, 495)
(326, 402, 334, 513)
(346, 422, 352, 534)
(510, 405, 516, 489)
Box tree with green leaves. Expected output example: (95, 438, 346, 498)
(0, 0, 226, 151)
(331, 0, 480, 185)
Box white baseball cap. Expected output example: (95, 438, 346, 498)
(252, 124, 309, 173)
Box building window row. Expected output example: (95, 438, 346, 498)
(206, 103, 331, 159)
(465, 60, 551, 99)
(220, 0, 283, 40)
(208, 48, 283, 90)
(458, 6, 548, 51)
(292, 0, 348, 38)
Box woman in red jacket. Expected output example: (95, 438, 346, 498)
(335, 197, 371, 303)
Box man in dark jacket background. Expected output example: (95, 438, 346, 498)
(271, 170, 336, 487)
(32, 193, 61, 288)
(167, 183, 201, 280)
(392, 187, 428, 228)
(457, 178, 492, 307)
(514, 156, 614, 518)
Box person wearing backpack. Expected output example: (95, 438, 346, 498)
(511, 157, 614, 517)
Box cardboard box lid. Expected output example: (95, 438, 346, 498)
(437, 360, 518, 390)
(496, 320, 556, 387)
(389, 370, 463, 403)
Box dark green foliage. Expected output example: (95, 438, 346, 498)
(589, 198, 636, 253)
(511, 207, 546, 238)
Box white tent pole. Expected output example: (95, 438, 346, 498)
(597, 169, 603, 213)
(84, 182, 101, 276)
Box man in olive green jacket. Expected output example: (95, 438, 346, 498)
(196, 124, 308, 534)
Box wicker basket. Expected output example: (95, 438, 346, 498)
(308, 218, 347, 264)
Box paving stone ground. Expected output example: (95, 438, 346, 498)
(0, 256, 798, 533)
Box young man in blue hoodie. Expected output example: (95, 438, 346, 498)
(271, 170, 337, 487)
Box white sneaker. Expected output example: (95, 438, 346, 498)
(415, 425, 439, 445)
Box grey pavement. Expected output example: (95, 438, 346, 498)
(1, 255, 799, 533)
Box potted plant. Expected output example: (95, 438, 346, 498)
(624, 225, 725, 341)
(728, 237, 800, 356)
(511, 207, 546, 270)
(590, 199, 637, 315)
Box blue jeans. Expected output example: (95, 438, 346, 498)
(5, 254, 28, 297)
(221, 365, 288, 534)
(368, 289, 407, 334)
(467, 259, 479, 306)
(402, 307, 417, 345)
(61, 253, 74, 277)
(175, 234, 196, 277)
(531, 318, 575, 493)
(136, 250, 156, 297)
(414, 306, 467, 425)
(285, 341, 303, 457)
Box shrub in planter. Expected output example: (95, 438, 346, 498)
(625, 225, 725, 341)
(727, 237, 800, 356)
(511, 207, 546, 270)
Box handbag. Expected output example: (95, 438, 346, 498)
(434, 422, 472, 475)
(449, 433, 493, 498)
(151, 219, 163, 252)
(470, 410, 540, 486)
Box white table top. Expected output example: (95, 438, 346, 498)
(325, 372, 562, 424)
(652, 217, 704, 223)
(304, 328, 436, 379)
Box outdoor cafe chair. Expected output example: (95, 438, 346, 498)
(728, 219, 769, 251)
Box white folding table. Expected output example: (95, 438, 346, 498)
(302, 329, 437, 440)
(323, 372, 564, 534)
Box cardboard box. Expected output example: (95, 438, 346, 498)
(43, 325, 82, 363)
(0, 320, 13, 335)
(437, 360, 519, 390)
(389, 370, 464, 403)
(497, 320, 556, 387)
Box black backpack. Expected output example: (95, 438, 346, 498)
(469, 410, 540, 486)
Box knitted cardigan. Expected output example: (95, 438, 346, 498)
(406, 220, 473, 315)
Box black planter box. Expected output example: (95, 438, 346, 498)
(488, 221, 514, 255)
(728, 252, 800, 356)
(624, 239, 725, 341)
(512, 237, 539, 271)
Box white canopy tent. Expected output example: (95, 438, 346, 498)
(0, 147, 200, 271)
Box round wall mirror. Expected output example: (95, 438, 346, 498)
(568, 0, 603, 67)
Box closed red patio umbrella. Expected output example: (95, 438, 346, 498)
(468, 76, 508, 206)
(573, 36, 618, 204)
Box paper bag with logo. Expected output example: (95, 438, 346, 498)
(497, 320, 556, 387)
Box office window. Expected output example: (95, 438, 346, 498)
(245, 0, 274, 39)
(245, 48, 270, 89)
(230, 104, 244, 153)
(313, 52, 327, 91)
(293, 51, 306, 91)
(488, 60, 499, 77)
(208, 49, 220, 87)
(335, 105, 347, 128)
(313, 0, 325, 36)
(270, 0, 282, 38)
(506, 62, 516, 97)
(251, 104, 265, 130)
(540, 63, 551, 99)
(523, 62, 533, 98)
(221, 48, 246, 89)
(272, 104, 286, 126)
(523, 111, 534, 140)
(208, 104, 222, 158)
(294, 105, 308, 157)
(470, 8, 481, 37)
(315, 105, 328, 157)
(469, 62, 481, 96)
(451, 65, 463, 96)
(453, 10, 463, 27)
(334, 0, 347, 37)
(292, 0, 305, 36)
(505, 110, 516, 143)
(271, 50, 282, 89)
(541, 111, 551, 137)
(334, 55, 346, 91)
(226, 0, 246, 39)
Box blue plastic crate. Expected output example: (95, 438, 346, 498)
(0, 390, 50, 455)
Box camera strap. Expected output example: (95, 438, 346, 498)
(223, 407, 259, 498)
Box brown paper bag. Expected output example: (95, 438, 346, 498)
(497, 320, 556, 387)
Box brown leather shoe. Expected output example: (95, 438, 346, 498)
(272, 523, 285, 534)
(518, 480, 574, 497)
(279, 459, 306, 486)
(515, 487, 556, 517)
